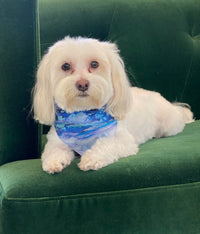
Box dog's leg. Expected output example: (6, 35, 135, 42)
(78, 129, 138, 171)
(42, 127, 75, 174)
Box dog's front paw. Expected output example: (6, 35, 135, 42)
(42, 149, 74, 174)
(78, 151, 109, 171)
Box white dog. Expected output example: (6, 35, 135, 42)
(33, 36, 193, 174)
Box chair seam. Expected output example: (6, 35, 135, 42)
(107, 3, 118, 39)
(2, 181, 200, 204)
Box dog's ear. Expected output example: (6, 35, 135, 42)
(33, 52, 55, 125)
(103, 42, 132, 120)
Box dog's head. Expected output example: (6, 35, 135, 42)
(33, 37, 132, 125)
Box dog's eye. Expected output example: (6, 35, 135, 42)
(90, 61, 99, 69)
(61, 63, 71, 71)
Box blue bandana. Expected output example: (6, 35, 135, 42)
(54, 104, 117, 155)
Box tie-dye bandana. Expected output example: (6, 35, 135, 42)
(54, 104, 117, 155)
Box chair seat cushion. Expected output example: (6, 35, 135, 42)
(1, 120, 200, 199)
(0, 120, 200, 233)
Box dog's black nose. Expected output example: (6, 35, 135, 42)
(76, 79, 89, 92)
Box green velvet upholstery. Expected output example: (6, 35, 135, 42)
(0, 0, 38, 165)
(0, 121, 200, 234)
(0, 0, 200, 233)
(39, 0, 200, 118)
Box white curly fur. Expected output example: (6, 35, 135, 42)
(33, 36, 194, 173)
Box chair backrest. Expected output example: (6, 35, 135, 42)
(38, 0, 200, 118)
(0, 0, 199, 165)
(0, 0, 38, 165)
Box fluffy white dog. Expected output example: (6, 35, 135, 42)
(33, 36, 193, 174)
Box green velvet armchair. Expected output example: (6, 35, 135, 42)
(0, 0, 200, 233)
